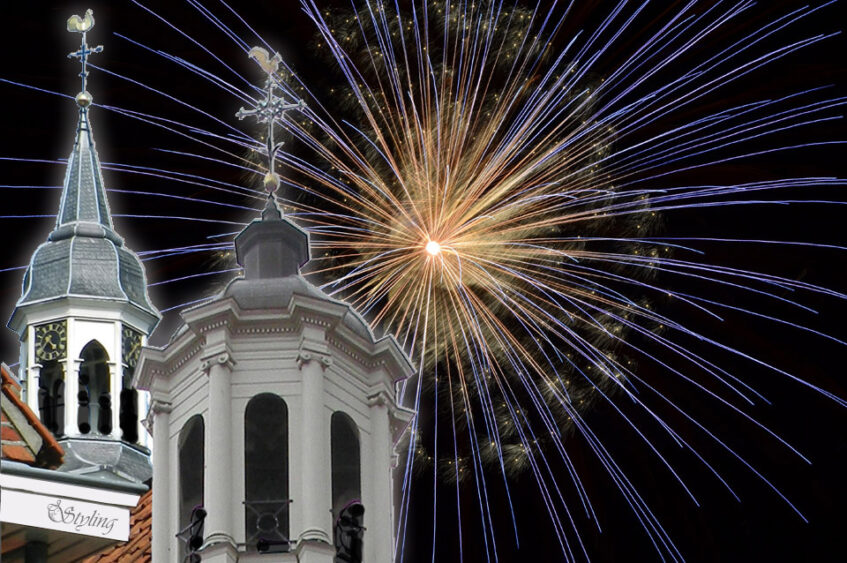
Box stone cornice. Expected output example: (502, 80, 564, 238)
(133, 336, 203, 391)
(232, 323, 292, 336)
(136, 292, 415, 391)
(325, 336, 365, 366)
(180, 298, 238, 334)
(9, 294, 159, 338)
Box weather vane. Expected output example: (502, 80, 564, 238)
(67, 9, 102, 109)
(236, 47, 305, 209)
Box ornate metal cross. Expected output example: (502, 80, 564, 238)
(236, 47, 305, 198)
(67, 9, 103, 107)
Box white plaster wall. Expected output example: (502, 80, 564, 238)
(70, 317, 117, 359)
(146, 304, 408, 562)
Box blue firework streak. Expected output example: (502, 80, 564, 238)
(1, 1, 845, 561)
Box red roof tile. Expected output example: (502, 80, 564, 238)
(82, 489, 152, 562)
(0, 363, 63, 468)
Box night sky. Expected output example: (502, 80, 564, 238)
(1, 1, 846, 561)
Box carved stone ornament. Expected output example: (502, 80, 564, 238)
(296, 349, 333, 369)
(200, 352, 235, 373)
(367, 390, 390, 408)
(142, 400, 172, 433)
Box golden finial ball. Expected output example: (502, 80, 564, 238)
(263, 172, 280, 192)
(76, 91, 93, 107)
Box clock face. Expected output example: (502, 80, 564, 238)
(34, 321, 67, 362)
(122, 325, 143, 370)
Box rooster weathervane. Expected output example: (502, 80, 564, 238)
(236, 47, 306, 205)
(67, 9, 102, 109)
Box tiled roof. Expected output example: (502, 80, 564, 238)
(82, 488, 152, 562)
(8, 107, 159, 335)
(0, 362, 63, 468)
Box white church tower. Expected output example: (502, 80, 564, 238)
(7, 11, 160, 485)
(135, 47, 414, 563)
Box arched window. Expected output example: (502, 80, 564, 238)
(78, 341, 111, 435)
(38, 361, 65, 436)
(244, 393, 289, 548)
(119, 372, 138, 443)
(178, 414, 205, 547)
(331, 412, 361, 518)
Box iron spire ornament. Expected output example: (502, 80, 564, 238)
(236, 46, 305, 218)
(67, 9, 102, 109)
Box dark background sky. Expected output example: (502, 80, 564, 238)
(1, 1, 846, 561)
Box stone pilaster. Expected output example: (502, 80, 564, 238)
(200, 351, 237, 553)
(296, 344, 333, 545)
(368, 391, 394, 563)
(109, 359, 120, 439)
(149, 399, 172, 563)
(26, 363, 41, 414)
(64, 358, 80, 436)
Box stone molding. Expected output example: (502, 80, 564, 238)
(138, 294, 413, 392)
(200, 532, 238, 558)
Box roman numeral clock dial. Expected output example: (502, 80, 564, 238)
(34, 321, 68, 363)
(122, 326, 143, 371)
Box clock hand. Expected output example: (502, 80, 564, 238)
(38, 334, 55, 357)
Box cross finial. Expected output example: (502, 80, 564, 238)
(67, 9, 103, 109)
(236, 47, 306, 210)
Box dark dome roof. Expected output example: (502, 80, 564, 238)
(171, 199, 376, 343)
(16, 233, 157, 319)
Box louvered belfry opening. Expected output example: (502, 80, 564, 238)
(119, 372, 139, 443)
(77, 340, 111, 435)
(38, 360, 65, 436)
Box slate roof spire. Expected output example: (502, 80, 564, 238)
(51, 8, 115, 242)
(8, 9, 159, 334)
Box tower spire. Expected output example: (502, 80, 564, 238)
(8, 8, 159, 487)
(232, 47, 309, 279)
(236, 46, 305, 220)
(49, 9, 115, 242)
(10, 7, 159, 332)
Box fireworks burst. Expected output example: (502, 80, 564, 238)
(279, 1, 847, 559)
(2, 0, 846, 561)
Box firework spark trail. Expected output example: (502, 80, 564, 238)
(2, 0, 845, 560)
(283, 1, 847, 559)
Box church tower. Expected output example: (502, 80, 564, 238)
(7, 12, 160, 485)
(135, 48, 414, 562)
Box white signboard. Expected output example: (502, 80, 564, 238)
(0, 489, 130, 541)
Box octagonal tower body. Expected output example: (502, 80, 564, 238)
(135, 203, 414, 562)
(8, 93, 160, 486)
